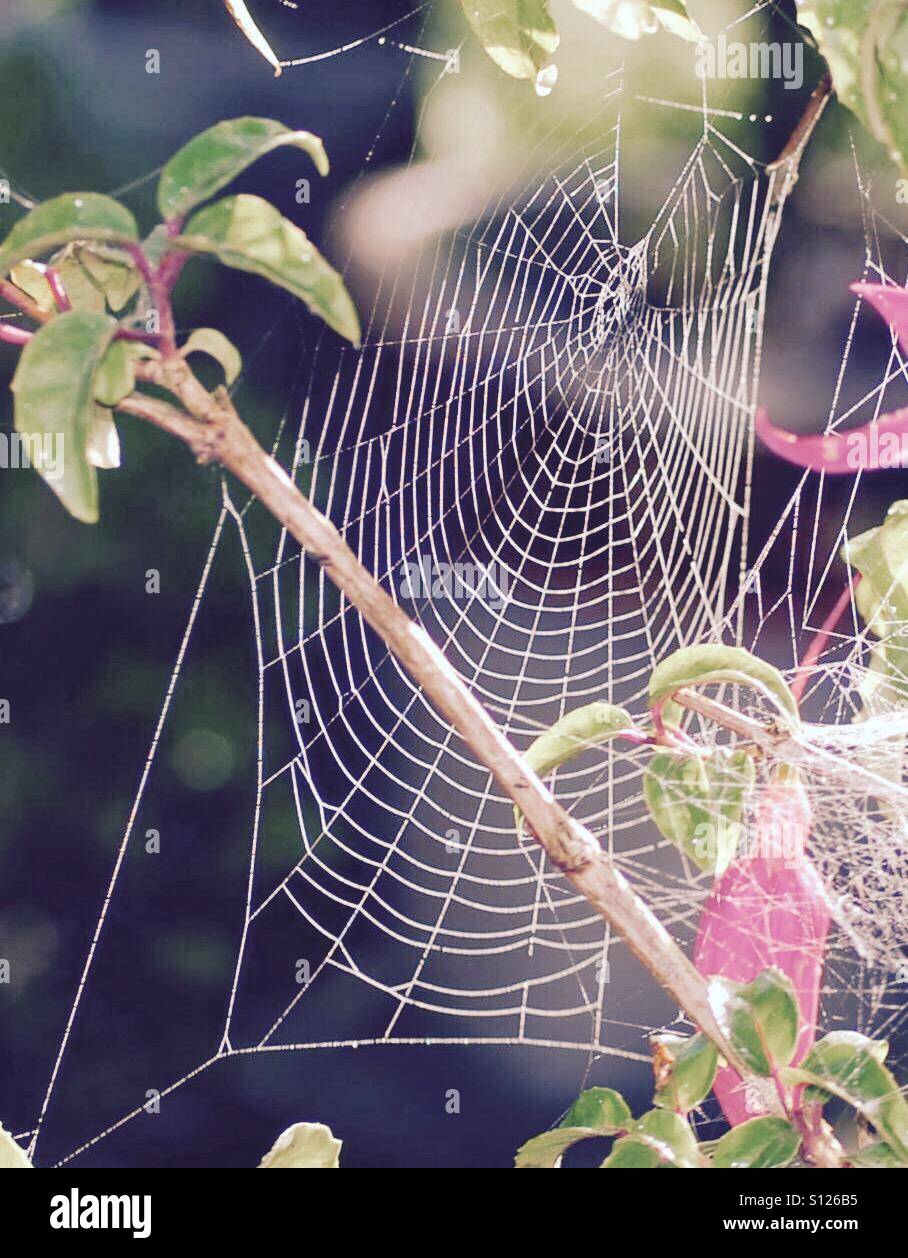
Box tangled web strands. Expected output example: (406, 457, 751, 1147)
(33, 86, 908, 1165)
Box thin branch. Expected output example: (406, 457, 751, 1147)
(117, 385, 211, 447)
(124, 243, 176, 353)
(767, 72, 833, 209)
(769, 72, 834, 172)
(674, 687, 782, 749)
(124, 356, 749, 1075)
(674, 685, 904, 799)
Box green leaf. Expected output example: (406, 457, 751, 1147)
(51, 256, 108, 312)
(174, 195, 360, 346)
(793, 1030, 889, 1105)
(257, 1121, 341, 1168)
(712, 1117, 802, 1169)
(93, 340, 158, 408)
(515, 1087, 631, 1167)
(643, 748, 754, 875)
(73, 243, 142, 313)
(798, 1, 908, 176)
(874, 7, 908, 175)
(86, 407, 120, 470)
(719, 967, 800, 1075)
(847, 500, 908, 632)
(845, 500, 908, 704)
(601, 1109, 701, 1168)
(515, 1128, 598, 1168)
(11, 246, 142, 316)
(652, 1033, 719, 1113)
(0, 193, 138, 277)
(652, 1, 703, 42)
(460, 0, 559, 81)
(851, 1140, 907, 1167)
(12, 310, 118, 523)
(180, 327, 242, 385)
(844, 502, 908, 807)
(574, 0, 702, 43)
(516, 702, 634, 834)
(649, 643, 799, 730)
(523, 703, 635, 779)
(600, 1138, 665, 1167)
(626, 1109, 702, 1167)
(93, 343, 133, 407)
(560, 1087, 632, 1131)
(783, 1041, 908, 1162)
(0, 1122, 32, 1168)
(809, 1030, 889, 1065)
(9, 261, 57, 312)
(157, 117, 327, 221)
(9, 244, 142, 314)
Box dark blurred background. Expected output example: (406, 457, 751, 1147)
(0, 0, 904, 1168)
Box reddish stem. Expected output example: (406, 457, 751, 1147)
(0, 278, 53, 325)
(43, 265, 71, 312)
(157, 250, 189, 295)
(790, 578, 859, 706)
(116, 326, 161, 344)
(125, 242, 178, 355)
(650, 700, 701, 752)
(123, 243, 154, 285)
(0, 234, 186, 354)
(0, 321, 33, 345)
(1, 269, 160, 347)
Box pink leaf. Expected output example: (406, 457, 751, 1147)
(756, 406, 908, 474)
(851, 281, 908, 355)
(694, 779, 831, 1126)
(755, 279, 908, 474)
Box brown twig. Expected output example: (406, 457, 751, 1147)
(767, 72, 833, 209)
(768, 71, 834, 171)
(125, 354, 749, 1074)
(673, 685, 906, 801)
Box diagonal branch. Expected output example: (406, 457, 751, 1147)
(767, 72, 833, 211)
(125, 354, 749, 1074)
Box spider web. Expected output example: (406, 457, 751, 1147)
(18, 9, 908, 1167)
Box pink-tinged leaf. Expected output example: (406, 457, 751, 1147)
(694, 780, 831, 1126)
(756, 406, 908, 474)
(851, 281, 908, 356)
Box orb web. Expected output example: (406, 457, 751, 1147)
(17, 18, 908, 1167)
